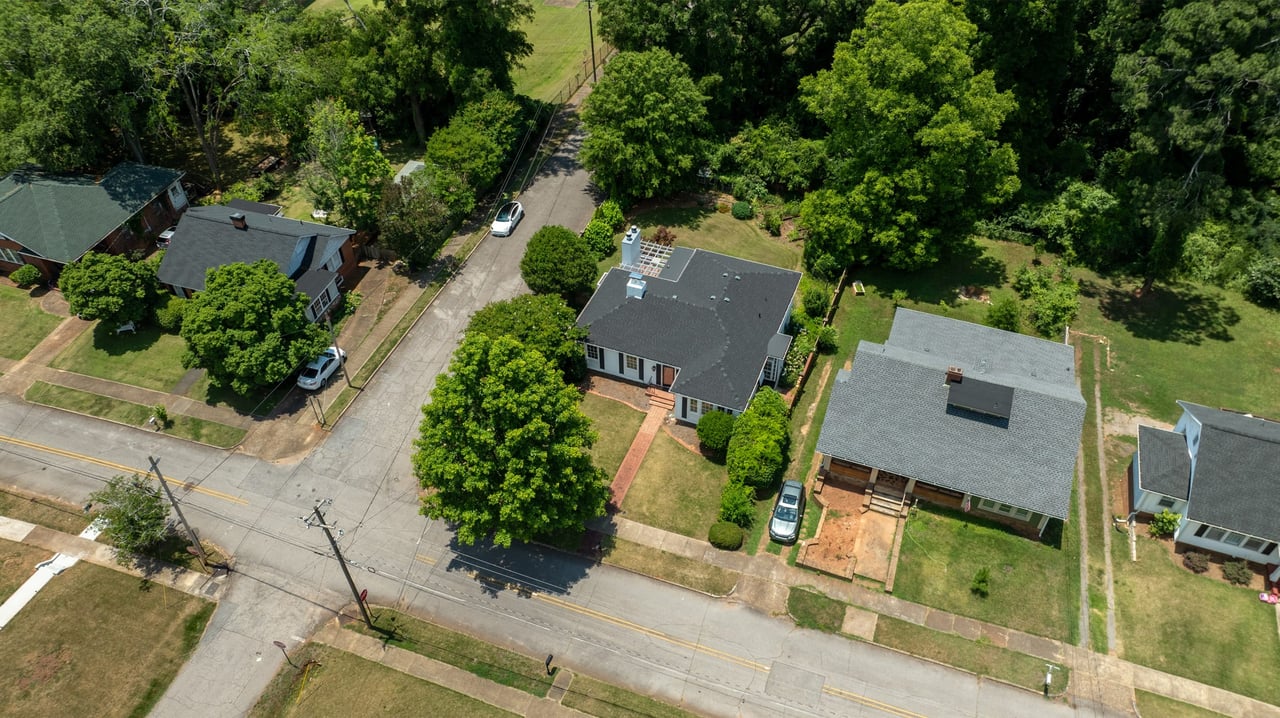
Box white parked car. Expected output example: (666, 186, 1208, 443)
(157, 226, 177, 247)
(490, 201, 524, 237)
(297, 346, 346, 391)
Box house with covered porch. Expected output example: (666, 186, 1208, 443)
(576, 227, 801, 423)
(1132, 402, 1280, 582)
(815, 308, 1085, 535)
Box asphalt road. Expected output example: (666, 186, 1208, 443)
(0, 122, 1112, 718)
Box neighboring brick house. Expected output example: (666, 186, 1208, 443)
(0, 163, 187, 281)
(157, 205, 358, 323)
(1132, 402, 1280, 581)
(576, 227, 801, 424)
(815, 308, 1086, 536)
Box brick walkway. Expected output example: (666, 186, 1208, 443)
(606, 401, 666, 508)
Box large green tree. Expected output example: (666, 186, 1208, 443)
(89, 474, 170, 565)
(180, 260, 330, 396)
(413, 334, 608, 547)
(465, 295, 589, 382)
(377, 172, 453, 270)
(303, 98, 392, 232)
(580, 49, 710, 202)
(798, 0, 1019, 276)
(520, 226, 597, 298)
(59, 252, 160, 327)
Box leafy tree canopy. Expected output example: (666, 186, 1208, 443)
(180, 260, 330, 396)
(465, 295, 589, 382)
(413, 333, 608, 546)
(89, 474, 169, 565)
(377, 172, 453, 270)
(520, 225, 597, 298)
(59, 252, 160, 327)
(303, 98, 392, 232)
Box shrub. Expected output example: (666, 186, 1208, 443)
(731, 201, 754, 220)
(150, 404, 170, 429)
(802, 286, 828, 318)
(696, 411, 736, 458)
(1222, 559, 1253, 586)
(761, 210, 782, 236)
(708, 520, 745, 550)
(1182, 551, 1210, 574)
(582, 219, 615, 259)
(593, 199, 626, 231)
(1148, 509, 1180, 538)
(10, 264, 41, 288)
(731, 175, 767, 202)
(1244, 256, 1280, 307)
(725, 389, 790, 489)
(155, 296, 189, 332)
(970, 567, 991, 597)
(718, 480, 756, 528)
(650, 226, 676, 245)
(985, 295, 1022, 333)
(1012, 265, 1053, 298)
(815, 325, 839, 353)
(891, 289, 909, 306)
(782, 329, 816, 384)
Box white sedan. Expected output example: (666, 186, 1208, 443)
(297, 346, 346, 391)
(490, 201, 524, 237)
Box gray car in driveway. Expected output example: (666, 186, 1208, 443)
(769, 480, 805, 544)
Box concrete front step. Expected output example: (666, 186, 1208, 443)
(868, 492, 904, 517)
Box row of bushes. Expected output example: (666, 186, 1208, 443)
(581, 199, 626, 259)
(704, 389, 793, 549)
(1182, 552, 1255, 585)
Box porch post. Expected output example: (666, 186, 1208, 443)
(868, 467, 879, 486)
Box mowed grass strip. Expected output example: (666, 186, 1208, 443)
(623, 431, 724, 540)
(0, 562, 213, 718)
(49, 324, 189, 392)
(250, 643, 516, 718)
(787, 586, 846, 633)
(0, 285, 63, 361)
(352, 608, 553, 697)
(893, 504, 1075, 641)
(0, 487, 90, 535)
(600, 536, 738, 596)
(25, 381, 246, 448)
(562, 673, 698, 718)
(1133, 690, 1228, 718)
(0, 539, 55, 603)
(579, 392, 645, 478)
(873, 616, 1068, 694)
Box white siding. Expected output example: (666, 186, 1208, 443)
(1177, 520, 1278, 563)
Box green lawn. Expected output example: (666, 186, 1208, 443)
(600, 536, 738, 596)
(1134, 691, 1228, 718)
(512, 3, 596, 103)
(49, 324, 189, 392)
(0, 562, 213, 718)
(562, 673, 698, 718)
(788, 586, 846, 632)
(1114, 534, 1280, 705)
(0, 286, 63, 361)
(305, 0, 375, 14)
(601, 207, 804, 276)
(894, 504, 1077, 642)
(622, 431, 724, 540)
(0, 488, 90, 535)
(25, 381, 246, 448)
(250, 643, 515, 718)
(580, 393, 645, 479)
(0, 540, 55, 604)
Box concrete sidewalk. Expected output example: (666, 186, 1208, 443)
(591, 514, 1280, 718)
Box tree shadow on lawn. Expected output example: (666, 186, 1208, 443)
(90, 323, 167, 355)
(445, 533, 593, 597)
(1087, 277, 1241, 345)
(858, 240, 1009, 306)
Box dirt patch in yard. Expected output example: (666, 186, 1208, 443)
(1102, 407, 1173, 438)
(798, 480, 866, 579)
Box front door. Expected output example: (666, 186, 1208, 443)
(660, 365, 676, 388)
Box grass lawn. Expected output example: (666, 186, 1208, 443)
(1113, 534, 1280, 705)
(0, 488, 90, 535)
(305, 0, 375, 15)
(512, 3, 595, 103)
(183, 372, 292, 417)
(0, 562, 213, 718)
(894, 504, 1077, 642)
(0, 286, 63, 361)
(49, 324, 189, 392)
(0, 540, 55, 603)
(622, 432, 724, 540)
(580, 393, 645, 478)
(1134, 690, 1228, 718)
(603, 207, 804, 275)
(599, 536, 738, 596)
(352, 607, 554, 698)
(874, 616, 1069, 695)
(25, 382, 246, 448)
(251, 643, 515, 718)
(787, 586, 846, 633)
(562, 673, 698, 718)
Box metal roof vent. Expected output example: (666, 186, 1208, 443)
(626, 272, 646, 299)
(734, 275, 741, 280)
(230, 212, 248, 230)
(722, 296, 730, 302)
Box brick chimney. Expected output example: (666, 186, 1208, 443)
(230, 212, 247, 230)
(945, 366, 963, 384)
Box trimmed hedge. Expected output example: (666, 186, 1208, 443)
(709, 520, 744, 550)
(731, 201, 753, 220)
(725, 388, 790, 489)
(697, 411, 735, 457)
(10, 264, 41, 288)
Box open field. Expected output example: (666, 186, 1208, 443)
(580, 392, 645, 479)
(49, 324, 188, 392)
(0, 562, 213, 718)
(0, 286, 63, 361)
(512, 3, 596, 103)
(250, 643, 515, 718)
(622, 432, 723, 540)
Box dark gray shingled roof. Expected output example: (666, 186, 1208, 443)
(815, 309, 1085, 519)
(0, 163, 183, 263)
(157, 206, 352, 294)
(1136, 425, 1191, 500)
(577, 250, 800, 412)
(1179, 401, 1280, 540)
(226, 198, 283, 216)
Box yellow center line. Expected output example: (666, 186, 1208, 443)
(822, 685, 926, 718)
(0, 433, 248, 505)
(414, 553, 437, 565)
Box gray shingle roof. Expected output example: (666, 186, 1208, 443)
(226, 198, 282, 216)
(815, 309, 1085, 519)
(1136, 425, 1191, 500)
(577, 250, 800, 412)
(157, 206, 352, 293)
(0, 163, 182, 263)
(1178, 401, 1280, 540)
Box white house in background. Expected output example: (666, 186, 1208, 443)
(576, 226, 801, 424)
(1132, 401, 1280, 580)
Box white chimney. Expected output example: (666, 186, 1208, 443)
(621, 225, 641, 267)
(626, 272, 646, 299)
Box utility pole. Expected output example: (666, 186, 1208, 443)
(148, 457, 209, 570)
(301, 500, 373, 629)
(586, 0, 598, 83)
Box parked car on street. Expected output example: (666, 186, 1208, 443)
(490, 201, 524, 236)
(769, 480, 806, 544)
(297, 346, 346, 391)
